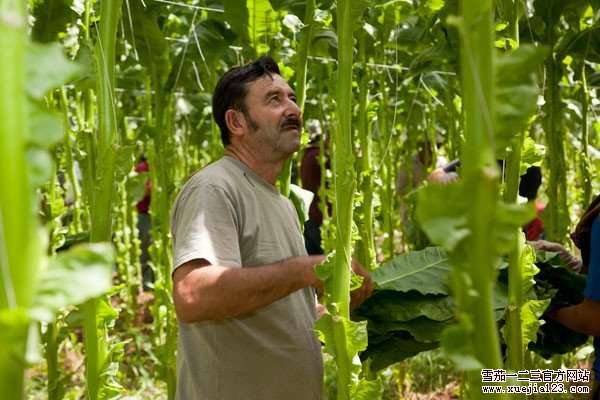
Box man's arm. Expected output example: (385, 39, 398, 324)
(173, 256, 324, 323)
(547, 298, 600, 337)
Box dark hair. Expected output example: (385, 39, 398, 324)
(572, 193, 600, 268)
(212, 56, 281, 146)
(519, 166, 542, 201)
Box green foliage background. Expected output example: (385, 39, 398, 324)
(0, 0, 599, 398)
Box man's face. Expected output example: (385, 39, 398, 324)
(240, 74, 302, 161)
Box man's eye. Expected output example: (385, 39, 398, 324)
(290, 97, 297, 103)
(269, 96, 280, 103)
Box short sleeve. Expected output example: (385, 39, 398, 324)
(171, 184, 242, 271)
(584, 216, 600, 301)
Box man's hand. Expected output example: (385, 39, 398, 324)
(350, 259, 374, 309)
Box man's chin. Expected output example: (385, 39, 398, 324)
(280, 140, 301, 159)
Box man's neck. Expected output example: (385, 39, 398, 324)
(224, 146, 284, 186)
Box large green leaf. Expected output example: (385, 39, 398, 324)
(373, 247, 450, 295)
(367, 316, 452, 342)
(440, 316, 484, 371)
(495, 45, 547, 158)
(493, 202, 536, 255)
(351, 0, 371, 28)
(289, 183, 314, 223)
(31, 0, 78, 43)
(27, 102, 64, 149)
(123, 0, 170, 83)
(315, 313, 369, 392)
(350, 377, 383, 400)
(416, 182, 470, 252)
(557, 26, 600, 63)
(194, 19, 237, 65)
(0, 309, 30, 400)
(520, 299, 551, 353)
(521, 243, 539, 295)
(519, 136, 545, 175)
(25, 148, 53, 187)
(417, 180, 535, 257)
(316, 314, 369, 357)
(30, 243, 115, 322)
(26, 42, 83, 100)
(223, 0, 280, 54)
(355, 291, 454, 322)
(532, 0, 570, 27)
(361, 334, 438, 371)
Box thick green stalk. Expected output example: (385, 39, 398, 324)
(0, 0, 40, 398)
(446, 89, 460, 161)
(504, 133, 525, 372)
(543, 20, 568, 242)
(0, 0, 37, 312)
(90, 0, 122, 242)
(127, 197, 142, 300)
(83, 0, 122, 398)
(60, 88, 83, 233)
(333, 0, 353, 330)
(294, 0, 315, 113)
(504, 0, 525, 372)
(279, 0, 315, 197)
(44, 169, 63, 399)
(149, 89, 177, 400)
(459, 0, 503, 396)
(377, 69, 394, 259)
(45, 322, 60, 400)
(331, 1, 355, 398)
(356, 33, 375, 271)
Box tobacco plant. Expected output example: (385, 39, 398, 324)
(416, 0, 544, 397)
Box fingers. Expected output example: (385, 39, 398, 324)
(350, 281, 372, 310)
(299, 255, 326, 290)
(316, 303, 327, 318)
(350, 258, 374, 309)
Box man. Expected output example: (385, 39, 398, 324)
(170, 56, 373, 400)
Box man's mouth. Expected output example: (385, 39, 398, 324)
(281, 117, 302, 132)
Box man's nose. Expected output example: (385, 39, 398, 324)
(285, 98, 302, 118)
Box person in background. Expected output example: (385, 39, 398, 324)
(519, 166, 546, 241)
(300, 123, 328, 255)
(135, 156, 153, 289)
(426, 159, 460, 185)
(397, 141, 450, 195)
(541, 194, 600, 399)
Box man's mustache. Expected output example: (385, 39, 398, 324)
(281, 116, 302, 130)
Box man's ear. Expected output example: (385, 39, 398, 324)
(225, 109, 246, 139)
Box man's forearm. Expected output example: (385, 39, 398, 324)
(173, 256, 323, 323)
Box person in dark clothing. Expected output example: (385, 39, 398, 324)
(519, 166, 546, 240)
(135, 157, 153, 289)
(300, 140, 327, 255)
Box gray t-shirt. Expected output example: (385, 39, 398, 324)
(171, 156, 323, 400)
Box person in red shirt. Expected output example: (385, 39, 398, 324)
(135, 156, 153, 289)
